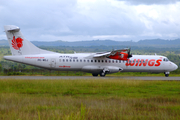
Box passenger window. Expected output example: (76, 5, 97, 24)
(102, 60, 104, 63)
(87, 60, 89, 62)
(76, 59, 78, 62)
(109, 60, 111, 63)
(73, 59, 75, 62)
(119, 60, 121, 63)
(84, 60, 86, 62)
(91, 60, 93, 62)
(66, 59, 68, 62)
(44, 59, 48, 61)
(98, 60, 100, 62)
(69, 59, 72, 62)
(95, 60, 97, 62)
(105, 60, 107, 63)
(80, 60, 82, 62)
(63, 59, 65, 62)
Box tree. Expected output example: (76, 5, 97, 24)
(0, 64, 2, 72)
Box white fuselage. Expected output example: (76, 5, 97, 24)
(4, 53, 178, 74)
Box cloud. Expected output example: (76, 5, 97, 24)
(0, 0, 180, 42)
(117, 0, 180, 5)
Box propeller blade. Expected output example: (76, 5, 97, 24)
(127, 48, 132, 58)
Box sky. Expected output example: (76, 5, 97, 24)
(0, 0, 180, 42)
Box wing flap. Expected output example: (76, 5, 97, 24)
(93, 48, 129, 58)
(93, 52, 111, 57)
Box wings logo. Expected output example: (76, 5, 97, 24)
(11, 36, 23, 50)
(126, 59, 162, 67)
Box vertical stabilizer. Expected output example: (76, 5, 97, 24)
(4, 25, 55, 55)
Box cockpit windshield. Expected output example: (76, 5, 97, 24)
(163, 58, 169, 62)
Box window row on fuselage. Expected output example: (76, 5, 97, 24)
(59, 58, 165, 63)
(59, 59, 126, 63)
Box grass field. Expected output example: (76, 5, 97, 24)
(0, 79, 180, 119)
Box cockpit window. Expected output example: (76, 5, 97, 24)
(163, 58, 169, 62)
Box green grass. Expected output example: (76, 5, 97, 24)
(2, 71, 180, 77)
(0, 79, 180, 119)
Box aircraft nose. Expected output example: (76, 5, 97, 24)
(168, 62, 178, 71)
(171, 62, 178, 71)
(174, 63, 178, 70)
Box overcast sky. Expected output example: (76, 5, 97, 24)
(0, 0, 180, 41)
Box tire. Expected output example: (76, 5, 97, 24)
(100, 72, 106, 77)
(165, 74, 169, 77)
(92, 73, 98, 77)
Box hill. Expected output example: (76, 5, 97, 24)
(0, 39, 180, 47)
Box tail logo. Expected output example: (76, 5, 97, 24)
(11, 36, 23, 50)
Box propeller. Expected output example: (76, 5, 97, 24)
(126, 48, 133, 68)
(127, 48, 132, 58)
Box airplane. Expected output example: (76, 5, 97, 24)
(3, 25, 178, 77)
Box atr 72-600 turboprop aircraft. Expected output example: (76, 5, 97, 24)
(3, 25, 178, 77)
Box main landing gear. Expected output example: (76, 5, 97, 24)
(99, 71, 106, 77)
(164, 72, 169, 77)
(92, 73, 98, 77)
(92, 72, 106, 77)
(92, 70, 108, 77)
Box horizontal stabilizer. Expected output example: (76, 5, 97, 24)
(6, 26, 20, 32)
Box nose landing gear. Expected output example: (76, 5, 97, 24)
(164, 72, 170, 77)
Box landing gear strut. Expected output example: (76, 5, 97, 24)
(99, 69, 109, 77)
(164, 72, 169, 77)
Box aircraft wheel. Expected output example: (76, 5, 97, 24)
(164, 72, 169, 77)
(100, 72, 106, 77)
(165, 74, 169, 77)
(92, 73, 98, 77)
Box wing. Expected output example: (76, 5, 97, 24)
(93, 48, 129, 58)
